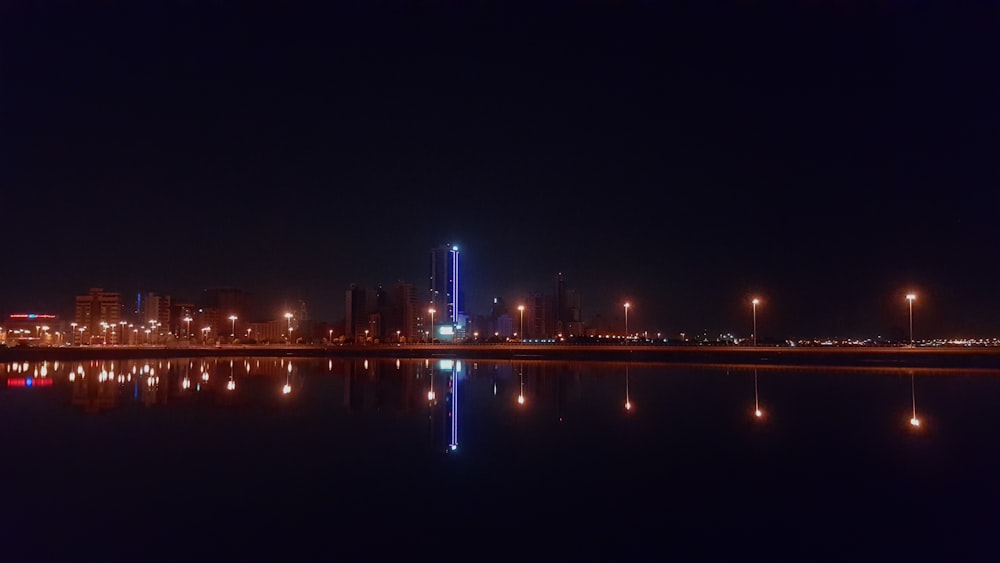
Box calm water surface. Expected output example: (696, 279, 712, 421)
(2, 357, 999, 562)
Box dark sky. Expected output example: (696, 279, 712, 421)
(2, 1, 999, 339)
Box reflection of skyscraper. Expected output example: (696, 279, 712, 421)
(429, 244, 461, 338)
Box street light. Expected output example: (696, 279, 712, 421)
(329, 329, 334, 344)
(428, 308, 436, 342)
(906, 293, 916, 346)
(751, 298, 760, 346)
(284, 312, 293, 343)
(517, 305, 525, 341)
(229, 315, 238, 338)
(623, 302, 630, 340)
(183, 316, 192, 339)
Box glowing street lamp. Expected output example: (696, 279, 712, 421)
(906, 293, 916, 347)
(752, 298, 760, 346)
(329, 329, 334, 344)
(624, 302, 630, 340)
(229, 315, 238, 338)
(517, 305, 525, 341)
(70, 322, 77, 345)
(428, 308, 436, 342)
(284, 312, 293, 342)
(183, 316, 192, 338)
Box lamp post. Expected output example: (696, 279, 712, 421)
(70, 322, 77, 345)
(229, 315, 238, 338)
(284, 312, 293, 343)
(428, 308, 436, 342)
(518, 305, 525, 341)
(623, 302, 630, 340)
(906, 293, 916, 347)
(751, 298, 760, 346)
(183, 316, 192, 339)
(329, 329, 334, 345)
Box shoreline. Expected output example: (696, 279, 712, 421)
(4, 343, 1000, 370)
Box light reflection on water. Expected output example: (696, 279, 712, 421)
(2, 357, 1000, 560)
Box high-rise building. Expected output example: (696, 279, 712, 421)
(555, 272, 583, 337)
(74, 288, 123, 344)
(429, 243, 461, 339)
(345, 283, 376, 341)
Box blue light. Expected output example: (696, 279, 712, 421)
(25, 377, 33, 387)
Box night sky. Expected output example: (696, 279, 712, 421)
(2, 1, 998, 339)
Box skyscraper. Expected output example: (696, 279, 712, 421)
(429, 243, 461, 339)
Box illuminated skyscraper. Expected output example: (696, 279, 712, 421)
(429, 243, 461, 339)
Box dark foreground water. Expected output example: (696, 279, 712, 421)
(2, 357, 999, 562)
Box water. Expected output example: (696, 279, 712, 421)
(2, 357, 999, 562)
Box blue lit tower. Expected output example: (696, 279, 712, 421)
(429, 244, 460, 338)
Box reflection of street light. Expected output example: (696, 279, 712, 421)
(752, 298, 760, 346)
(754, 369, 763, 418)
(624, 302, 630, 340)
(517, 365, 525, 405)
(427, 365, 435, 401)
(283, 362, 292, 394)
(518, 305, 525, 341)
(624, 364, 631, 412)
(229, 315, 238, 338)
(910, 372, 920, 427)
(906, 293, 916, 346)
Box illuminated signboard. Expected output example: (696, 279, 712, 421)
(6, 378, 54, 388)
(8, 314, 57, 320)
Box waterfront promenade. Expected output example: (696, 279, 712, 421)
(4, 343, 1000, 370)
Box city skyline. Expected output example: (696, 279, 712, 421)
(2, 2, 998, 338)
(0, 264, 979, 343)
